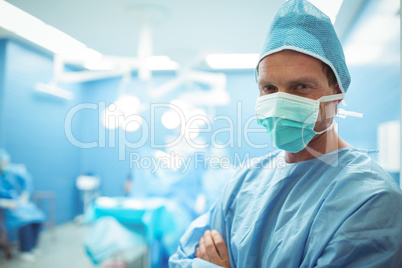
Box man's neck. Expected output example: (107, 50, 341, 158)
(285, 129, 351, 163)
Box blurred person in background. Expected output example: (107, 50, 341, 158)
(0, 148, 45, 262)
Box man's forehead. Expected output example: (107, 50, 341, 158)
(257, 51, 326, 80)
(257, 50, 328, 85)
(259, 50, 324, 67)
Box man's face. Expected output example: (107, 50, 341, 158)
(257, 50, 339, 131)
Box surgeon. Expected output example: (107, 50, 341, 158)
(0, 149, 45, 262)
(169, 0, 402, 267)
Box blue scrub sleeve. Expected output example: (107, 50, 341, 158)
(169, 168, 243, 267)
(315, 189, 402, 267)
(168, 204, 224, 268)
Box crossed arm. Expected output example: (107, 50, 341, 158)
(195, 230, 231, 268)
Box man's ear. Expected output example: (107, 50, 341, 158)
(334, 83, 341, 94)
(334, 84, 342, 105)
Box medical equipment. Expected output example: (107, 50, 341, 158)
(85, 197, 191, 268)
(76, 175, 100, 223)
(84, 216, 147, 266)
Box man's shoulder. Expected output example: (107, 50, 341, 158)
(339, 148, 396, 179)
(330, 147, 402, 198)
(224, 147, 401, 201)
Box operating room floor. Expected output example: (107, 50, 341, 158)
(0, 222, 96, 268)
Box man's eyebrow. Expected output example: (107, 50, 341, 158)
(286, 77, 320, 87)
(258, 77, 321, 86)
(257, 78, 271, 85)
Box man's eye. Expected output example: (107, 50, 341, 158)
(263, 85, 275, 91)
(297, 84, 309, 90)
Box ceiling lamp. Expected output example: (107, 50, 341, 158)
(102, 94, 143, 132)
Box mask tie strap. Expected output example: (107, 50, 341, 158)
(314, 93, 345, 134)
(315, 122, 335, 135)
(318, 93, 345, 103)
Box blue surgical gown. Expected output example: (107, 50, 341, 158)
(0, 164, 45, 231)
(169, 147, 402, 267)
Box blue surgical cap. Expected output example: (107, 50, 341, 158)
(0, 148, 10, 163)
(256, 0, 351, 93)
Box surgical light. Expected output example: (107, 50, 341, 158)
(169, 99, 190, 112)
(115, 95, 141, 116)
(146, 56, 179, 70)
(102, 95, 143, 132)
(186, 128, 200, 140)
(102, 104, 120, 130)
(161, 111, 181, 129)
(121, 115, 143, 132)
(188, 109, 208, 127)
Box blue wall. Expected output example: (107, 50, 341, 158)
(0, 39, 84, 224)
(338, 65, 400, 149)
(337, 0, 400, 162)
(0, 40, 7, 147)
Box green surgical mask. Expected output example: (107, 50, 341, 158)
(256, 92, 344, 153)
